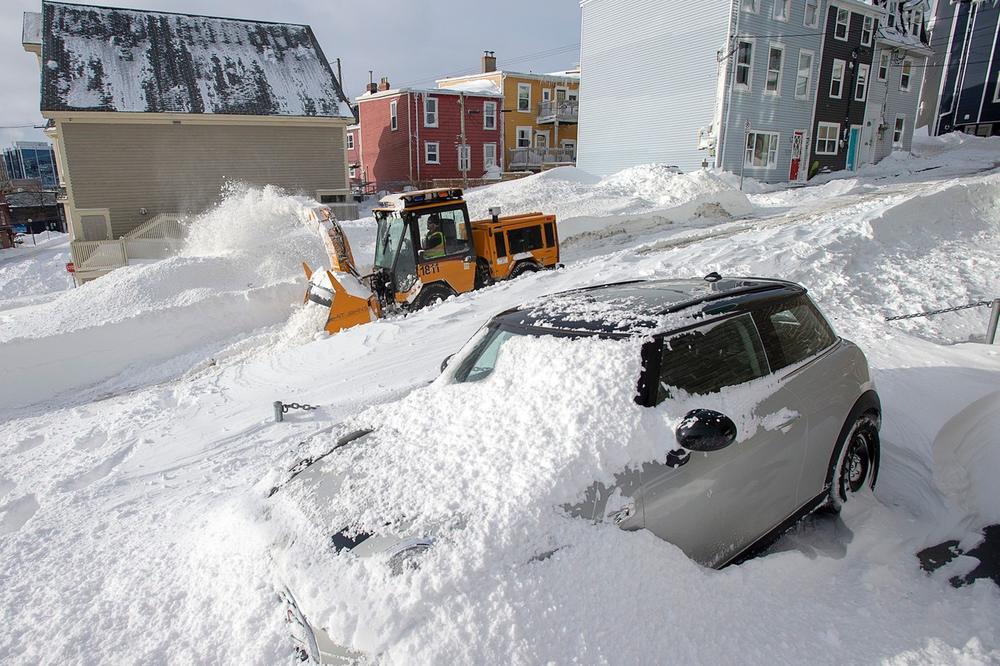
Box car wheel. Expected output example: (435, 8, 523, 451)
(510, 261, 539, 279)
(828, 412, 880, 511)
(474, 258, 494, 289)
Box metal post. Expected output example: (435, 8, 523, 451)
(273, 401, 284, 423)
(987, 298, 1000, 345)
(740, 120, 749, 191)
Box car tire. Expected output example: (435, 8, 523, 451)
(827, 412, 880, 512)
(411, 283, 453, 310)
(474, 258, 494, 289)
(510, 261, 540, 279)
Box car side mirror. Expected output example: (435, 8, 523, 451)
(675, 409, 737, 452)
(417, 249, 427, 261)
(440, 354, 455, 373)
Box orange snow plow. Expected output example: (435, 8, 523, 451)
(303, 188, 559, 334)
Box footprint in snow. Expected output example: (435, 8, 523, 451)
(60, 444, 135, 493)
(0, 494, 40, 535)
(13, 433, 45, 454)
(0, 476, 14, 499)
(73, 428, 108, 451)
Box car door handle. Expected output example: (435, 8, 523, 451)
(666, 449, 690, 468)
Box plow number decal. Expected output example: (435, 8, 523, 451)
(419, 263, 441, 277)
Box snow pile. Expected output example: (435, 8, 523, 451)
(0, 232, 73, 306)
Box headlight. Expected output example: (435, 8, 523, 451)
(386, 540, 433, 576)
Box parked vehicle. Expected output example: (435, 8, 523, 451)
(270, 275, 881, 664)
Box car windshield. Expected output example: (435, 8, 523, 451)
(452, 326, 527, 383)
(374, 211, 406, 270)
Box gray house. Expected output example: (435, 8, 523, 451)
(577, 0, 932, 183)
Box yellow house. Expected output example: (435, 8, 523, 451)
(438, 53, 580, 172)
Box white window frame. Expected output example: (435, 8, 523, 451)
(735, 40, 754, 90)
(861, 15, 874, 46)
(892, 115, 905, 147)
(900, 58, 913, 91)
(541, 88, 552, 103)
(742, 0, 759, 13)
(816, 122, 840, 155)
(424, 141, 440, 165)
(765, 43, 784, 95)
(534, 130, 550, 148)
(795, 49, 814, 100)
(483, 143, 497, 170)
(877, 52, 889, 81)
(830, 59, 846, 99)
(567, 89, 578, 101)
(515, 126, 532, 148)
(560, 139, 576, 159)
(517, 83, 531, 112)
(773, 0, 790, 22)
(457, 144, 471, 172)
(993, 70, 1000, 103)
(390, 100, 398, 131)
(744, 130, 780, 169)
(835, 8, 850, 41)
(346, 133, 354, 150)
(912, 9, 923, 36)
(424, 96, 438, 128)
(855, 63, 870, 101)
(804, 0, 819, 28)
(483, 101, 497, 130)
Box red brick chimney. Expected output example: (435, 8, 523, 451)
(482, 51, 497, 73)
(378, 77, 391, 91)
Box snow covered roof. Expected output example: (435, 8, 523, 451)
(441, 79, 503, 96)
(38, 2, 346, 117)
(355, 86, 502, 103)
(22, 11, 41, 46)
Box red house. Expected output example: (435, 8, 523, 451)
(354, 79, 502, 192)
(346, 123, 361, 188)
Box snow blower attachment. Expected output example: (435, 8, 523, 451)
(303, 189, 560, 335)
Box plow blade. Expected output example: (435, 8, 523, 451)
(305, 268, 382, 334)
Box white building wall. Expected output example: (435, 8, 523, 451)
(577, 0, 732, 176)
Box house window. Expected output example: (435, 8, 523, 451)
(424, 96, 438, 127)
(830, 59, 846, 99)
(804, 0, 819, 27)
(861, 16, 874, 46)
(346, 133, 354, 150)
(887, 10, 895, 28)
(515, 126, 532, 148)
(390, 100, 398, 131)
(912, 10, 923, 35)
(517, 83, 531, 112)
(893, 115, 905, 147)
(855, 63, 870, 101)
(765, 44, 784, 94)
(534, 131, 549, 148)
(484, 143, 497, 169)
(458, 144, 471, 172)
(561, 139, 576, 159)
(816, 122, 839, 155)
(567, 89, 578, 101)
(744, 131, 779, 168)
(878, 52, 889, 81)
(735, 41, 753, 88)
(425, 141, 440, 164)
(900, 58, 912, 91)
(835, 8, 850, 40)
(349, 166, 356, 178)
(483, 101, 497, 130)
(542, 88, 552, 103)
(773, 0, 789, 21)
(795, 50, 814, 99)
(741, 0, 759, 12)
(993, 71, 1000, 102)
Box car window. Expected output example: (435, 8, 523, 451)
(657, 313, 769, 402)
(755, 296, 836, 371)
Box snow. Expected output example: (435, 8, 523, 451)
(0, 232, 73, 308)
(1, 134, 1000, 664)
(436, 80, 503, 96)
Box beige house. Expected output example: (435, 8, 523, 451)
(22, 2, 354, 281)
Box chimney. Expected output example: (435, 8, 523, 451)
(378, 77, 391, 91)
(482, 50, 497, 73)
(367, 71, 377, 94)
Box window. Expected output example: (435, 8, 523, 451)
(861, 15, 874, 46)
(417, 207, 471, 259)
(835, 8, 850, 40)
(349, 166, 356, 178)
(773, 0, 789, 21)
(390, 100, 398, 131)
(765, 44, 784, 94)
(795, 50, 814, 99)
(484, 143, 497, 169)
(424, 96, 438, 127)
(657, 314, 769, 401)
(877, 52, 889, 81)
(994, 71, 1000, 103)
(855, 63, 870, 101)
(517, 83, 531, 112)
(534, 131, 549, 148)
(561, 139, 576, 159)
(912, 9, 923, 35)
(542, 88, 552, 103)
(816, 122, 839, 155)
(741, 0, 759, 12)
(893, 115, 905, 146)
(830, 59, 846, 99)
(507, 225, 544, 254)
(804, 0, 819, 27)
(567, 89, 578, 101)
(483, 101, 497, 130)
(515, 126, 532, 148)
(744, 130, 779, 168)
(457, 144, 471, 172)
(346, 133, 354, 150)
(424, 141, 440, 164)
(735, 41, 753, 88)
(900, 58, 912, 91)
(753, 297, 836, 372)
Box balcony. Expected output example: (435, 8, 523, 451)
(508, 147, 575, 172)
(537, 100, 578, 124)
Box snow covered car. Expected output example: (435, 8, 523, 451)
(266, 275, 881, 664)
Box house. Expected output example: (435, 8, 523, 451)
(346, 124, 362, 189)
(353, 78, 503, 192)
(2, 141, 59, 189)
(577, 0, 931, 183)
(437, 53, 580, 172)
(920, 0, 1000, 136)
(22, 2, 355, 280)
(4, 190, 65, 234)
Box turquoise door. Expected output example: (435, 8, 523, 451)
(846, 126, 861, 171)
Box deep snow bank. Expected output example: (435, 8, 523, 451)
(0, 232, 73, 306)
(0, 186, 328, 414)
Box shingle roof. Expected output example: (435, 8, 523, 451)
(40, 1, 346, 117)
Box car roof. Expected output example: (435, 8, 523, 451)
(493, 276, 806, 336)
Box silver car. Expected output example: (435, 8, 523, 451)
(271, 275, 881, 663)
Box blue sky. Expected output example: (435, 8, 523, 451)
(1, 0, 581, 146)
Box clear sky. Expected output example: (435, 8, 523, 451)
(0, 0, 582, 146)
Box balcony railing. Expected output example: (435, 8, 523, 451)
(508, 147, 576, 171)
(537, 100, 579, 124)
